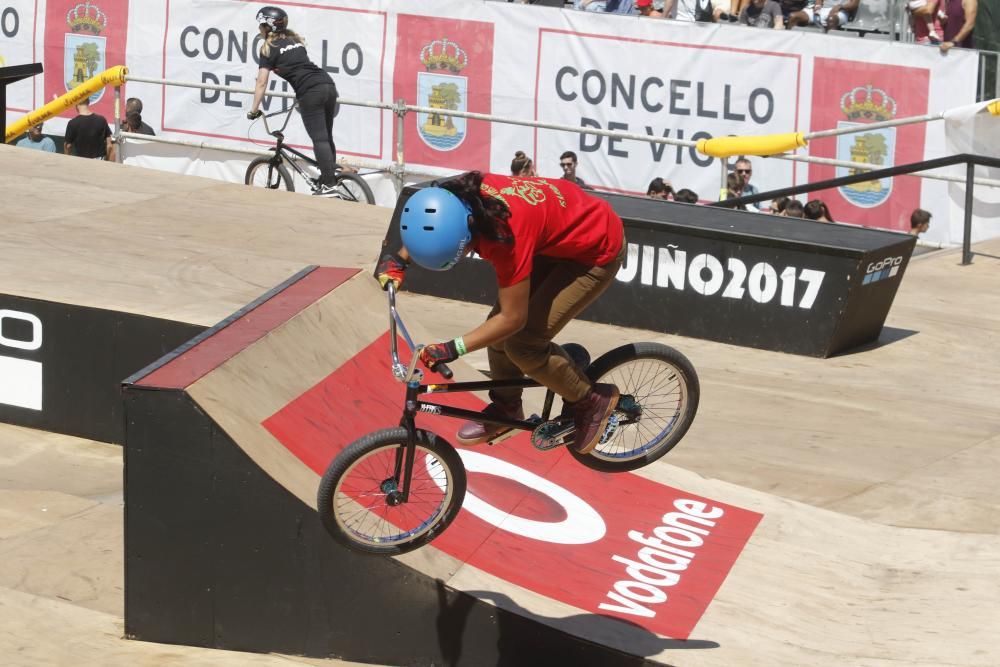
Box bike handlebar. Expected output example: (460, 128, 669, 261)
(387, 283, 453, 381)
(258, 104, 298, 138)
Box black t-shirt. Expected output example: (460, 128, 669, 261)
(259, 37, 333, 96)
(65, 113, 111, 159)
(779, 0, 808, 11)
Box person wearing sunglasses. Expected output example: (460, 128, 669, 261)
(731, 157, 761, 211)
(559, 150, 590, 189)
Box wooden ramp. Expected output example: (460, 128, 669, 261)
(1, 146, 998, 665)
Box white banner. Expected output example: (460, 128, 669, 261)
(945, 101, 1000, 244)
(0, 0, 39, 118)
(160, 1, 387, 160)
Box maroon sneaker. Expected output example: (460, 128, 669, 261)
(456, 400, 524, 445)
(570, 384, 619, 454)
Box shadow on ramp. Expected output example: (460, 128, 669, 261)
(440, 584, 719, 667)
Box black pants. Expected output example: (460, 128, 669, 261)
(298, 83, 338, 186)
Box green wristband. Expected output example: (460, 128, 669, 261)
(453, 337, 468, 356)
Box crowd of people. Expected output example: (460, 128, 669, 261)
(507, 0, 978, 49)
(507, 149, 933, 235)
(12, 95, 154, 162)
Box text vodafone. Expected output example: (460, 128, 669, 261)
(599, 499, 723, 619)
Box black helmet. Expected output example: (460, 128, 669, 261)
(256, 6, 288, 32)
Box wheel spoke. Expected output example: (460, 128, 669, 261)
(332, 444, 455, 547)
(592, 355, 690, 462)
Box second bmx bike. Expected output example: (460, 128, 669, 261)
(316, 285, 700, 556)
(245, 103, 375, 204)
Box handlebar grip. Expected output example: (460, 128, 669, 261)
(435, 362, 454, 380)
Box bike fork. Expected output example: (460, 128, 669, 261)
(392, 382, 421, 503)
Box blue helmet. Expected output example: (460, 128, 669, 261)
(400, 187, 473, 271)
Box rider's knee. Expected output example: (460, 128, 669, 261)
(503, 336, 550, 374)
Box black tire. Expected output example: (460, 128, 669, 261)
(245, 157, 295, 192)
(317, 427, 466, 556)
(570, 343, 700, 473)
(331, 171, 375, 204)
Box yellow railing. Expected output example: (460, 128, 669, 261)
(4, 65, 128, 143)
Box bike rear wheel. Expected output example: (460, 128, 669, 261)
(245, 157, 295, 192)
(571, 342, 700, 472)
(331, 171, 376, 204)
(317, 427, 466, 555)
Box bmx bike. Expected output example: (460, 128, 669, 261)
(316, 284, 700, 556)
(245, 103, 375, 205)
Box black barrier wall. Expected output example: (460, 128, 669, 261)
(123, 386, 662, 666)
(0, 294, 204, 443)
(379, 182, 916, 357)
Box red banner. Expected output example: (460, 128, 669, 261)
(809, 58, 930, 231)
(392, 14, 493, 170)
(44, 0, 129, 120)
(265, 333, 761, 640)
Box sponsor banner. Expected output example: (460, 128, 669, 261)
(2, 0, 39, 114)
(160, 0, 387, 159)
(533, 29, 801, 198)
(808, 59, 929, 232)
(264, 332, 762, 639)
(392, 14, 494, 169)
(43, 0, 129, 120)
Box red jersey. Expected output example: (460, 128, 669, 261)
(474, 174, 624, 287)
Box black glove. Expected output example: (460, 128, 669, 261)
(247, 109, 263, 120)
(376, 253, 408, 291)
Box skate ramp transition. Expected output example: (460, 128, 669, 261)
(123, 266, 996, 667)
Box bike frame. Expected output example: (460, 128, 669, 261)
(386, 285, 559, 503)
(258, 105, 321, 186)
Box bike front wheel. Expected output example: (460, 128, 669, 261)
(245, 157, 295, 192)
(571, 342, 700, 473)
(317, 427, 466, 555)
(331, 171, 376, 204)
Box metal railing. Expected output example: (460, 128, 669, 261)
(711, 153, 1000, 265)
(120, 73, 1000, 194)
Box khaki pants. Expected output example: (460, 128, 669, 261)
(487, 245, 625, 405)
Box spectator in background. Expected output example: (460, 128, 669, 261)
(647, 177, 674, 200)
(559, 150, 589, 188)
(125, 97, 156, 135)
(908, 0, 945, 44)
(784, 200, 805, 217)
(940, 0, 977, 51)
(804, 199, 834, 221)
(15, 123, 56, 152)
(739, 0, 785, 27)
(806, 0, 860, 31)
(604, 0, 638, 12)
(574, 0, 609, 11)
(910, 208, 932, 235)
(65, 99, 115, 161)
(511, 151, 536, 176)
(723, 173, 748, 210)
(780, 0, 812, 27)
(731, 157, 760, 211)
(771, 196, 790, 214)
(672, 0, 729, 22)
(674, 188, 699, 204)
(637, 0, 666, 15)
